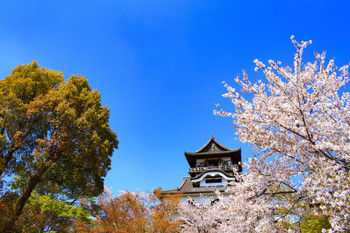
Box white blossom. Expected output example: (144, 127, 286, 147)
(190, 37, 350, 232)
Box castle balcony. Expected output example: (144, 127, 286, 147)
(189, 165, 234, 173)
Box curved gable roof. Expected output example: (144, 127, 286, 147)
(195, 134, 232, 153)
(191, 171, 236, 183)
(184, 134, 241, 167)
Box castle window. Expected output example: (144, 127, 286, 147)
(205, 176, 222, 183)
(195, 162, 205, 167)
(222, 160, 232, 166)
(207, 160, 219, 166)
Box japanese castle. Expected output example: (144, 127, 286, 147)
(162, 134, 242, 200)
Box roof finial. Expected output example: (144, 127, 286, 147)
(211, 132, 214, 139)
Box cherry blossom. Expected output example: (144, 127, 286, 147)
(180, 37, 350, 232)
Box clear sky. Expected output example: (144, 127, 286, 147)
(0, 0, 349, 194)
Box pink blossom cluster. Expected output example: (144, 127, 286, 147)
(180, 37, 350, 232)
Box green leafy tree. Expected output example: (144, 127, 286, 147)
(0, 191, 90, 232)
(0, 61, 118, 231)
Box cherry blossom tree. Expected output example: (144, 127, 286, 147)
(179, 37, 350, 232)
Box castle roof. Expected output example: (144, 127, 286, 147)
(184, 134, 241, 168)
(161, 177, 228, 196)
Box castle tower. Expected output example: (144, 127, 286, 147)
(162, 134, 242, 200)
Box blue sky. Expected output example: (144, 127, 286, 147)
(1, 0, 349, 194)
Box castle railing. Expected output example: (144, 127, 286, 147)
(189, 165, 233, 173)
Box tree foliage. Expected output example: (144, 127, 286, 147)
(0, 191, 90, 232)
(0, 61, 118, 231)
(73, 188, 183, 233)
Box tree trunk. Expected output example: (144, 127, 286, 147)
(2, 160, 53, 232)
(0, 147, 16, 177)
